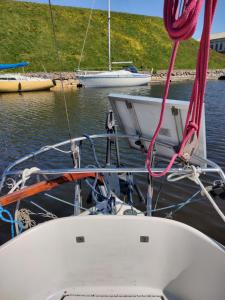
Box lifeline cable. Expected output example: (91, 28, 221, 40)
(146, 0, 218, 178)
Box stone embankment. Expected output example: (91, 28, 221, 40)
(25, 69, 225, 88)
(26, 72, 79, 90)
(151, 69, 225, 83)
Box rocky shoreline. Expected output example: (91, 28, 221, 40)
(151, 69, 225, 83)
(23, 69, 225, 88)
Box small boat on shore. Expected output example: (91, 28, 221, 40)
(0, 62, 54, 93)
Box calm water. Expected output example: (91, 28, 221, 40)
(0, 80, 225, 245)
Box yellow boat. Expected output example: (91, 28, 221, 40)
(0, 62, 54, 93)
(0, 74, 54, 93)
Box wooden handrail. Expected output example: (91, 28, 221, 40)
(0, 172, 99, 207)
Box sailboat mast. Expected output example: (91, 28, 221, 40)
(108, 0, 112, 71)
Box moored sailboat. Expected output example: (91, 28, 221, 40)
(77, 68, 151, 88)
(76, 0, 151, 88)
(0, 62, 54, 92)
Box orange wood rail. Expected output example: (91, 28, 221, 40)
(0, 172, 99, 207)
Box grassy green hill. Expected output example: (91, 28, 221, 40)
(1, 0, 225, 72)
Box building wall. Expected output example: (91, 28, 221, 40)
(210, 38, 225, 53)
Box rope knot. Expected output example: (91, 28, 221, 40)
(189, 166, 200, 183)
(188, 122, 198, 131)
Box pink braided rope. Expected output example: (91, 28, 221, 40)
(146, 0, 217, 178)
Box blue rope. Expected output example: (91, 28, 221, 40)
(151, 190, 201, 213)
(83, 134, 101, 168)
(0, 206, 23, 239)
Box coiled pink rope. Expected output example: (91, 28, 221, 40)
(146, 0, 218, 178)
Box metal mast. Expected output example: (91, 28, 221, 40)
(108, 0, 112, 71)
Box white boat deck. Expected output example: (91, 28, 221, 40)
(0, 216, 224, 300)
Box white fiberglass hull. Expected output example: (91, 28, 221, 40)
(77, 71, 151, 88)
(0, 216, 224, 300)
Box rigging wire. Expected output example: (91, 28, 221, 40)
(48, 0, 74, 150)
(77, 0, 96, 71)
(167, 165, 225, 222)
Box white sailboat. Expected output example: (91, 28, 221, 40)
(76, 0, 151, 88)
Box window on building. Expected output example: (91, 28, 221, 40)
(215, 43, 218, 51)
(210, 43, 214, 49)
(219, 43, 223, 51)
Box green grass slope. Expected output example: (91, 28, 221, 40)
(1, 0, 225, 72)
